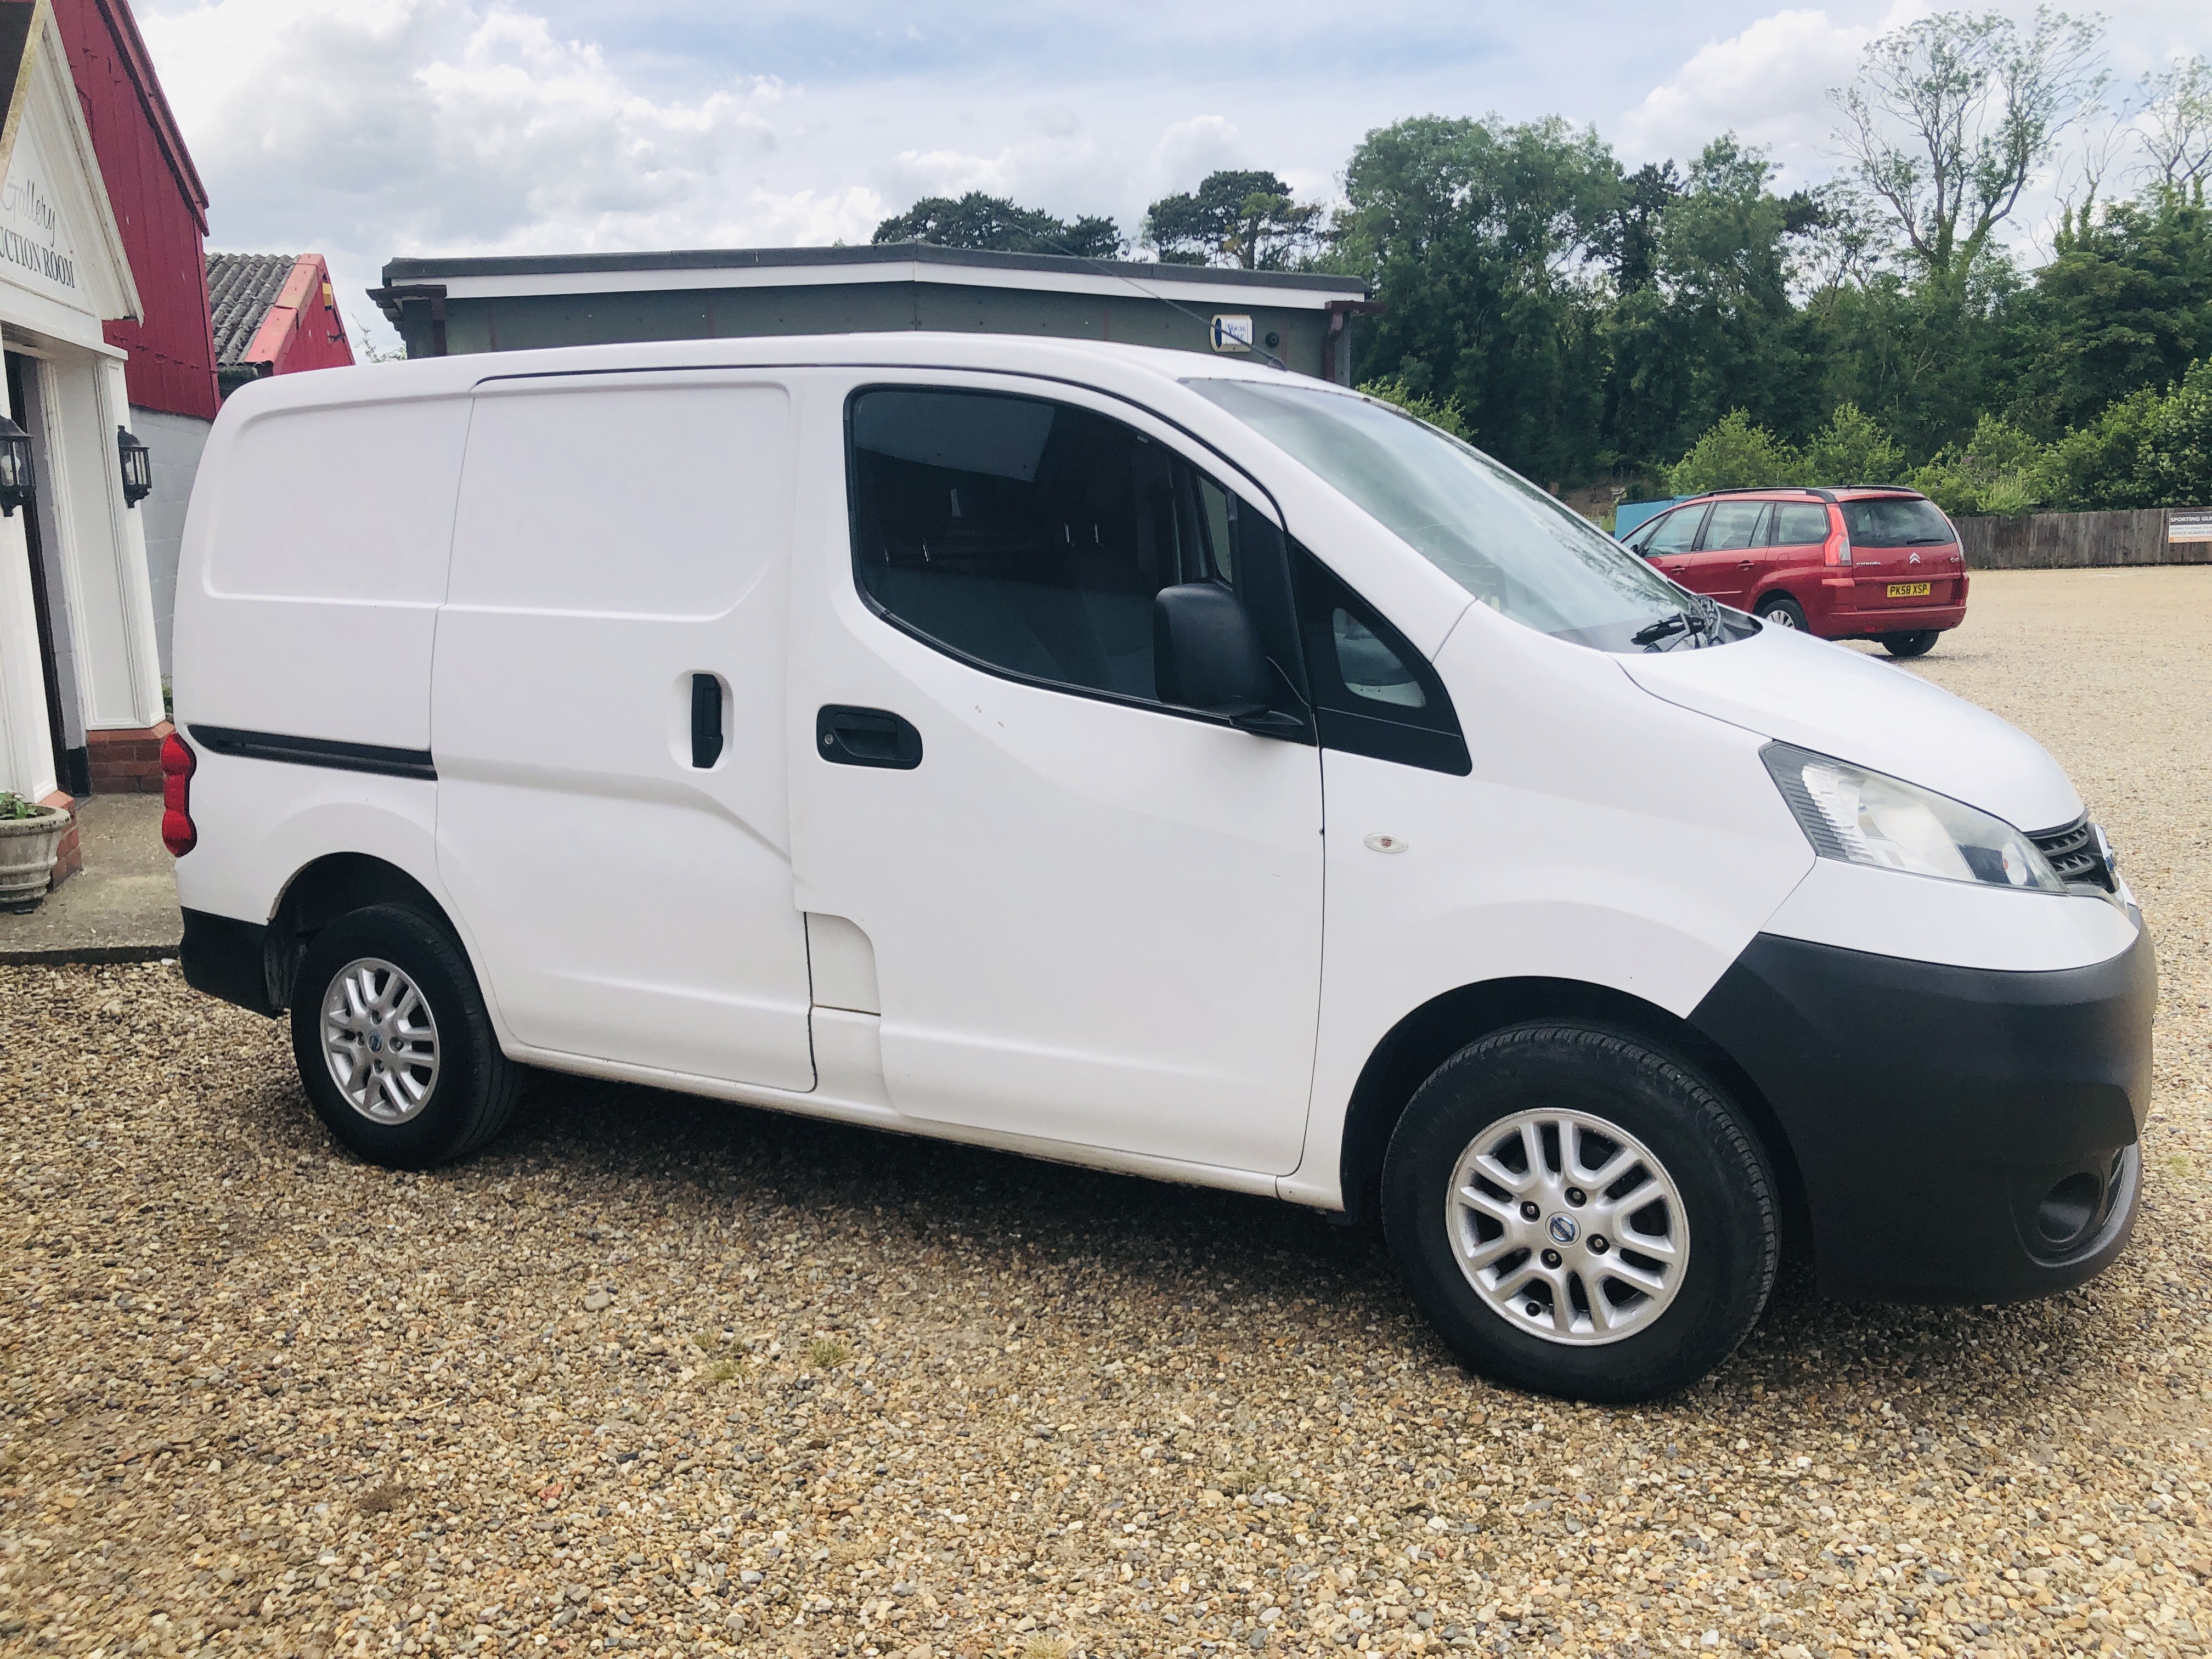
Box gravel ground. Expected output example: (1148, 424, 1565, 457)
(4, 566, 2210, 1659)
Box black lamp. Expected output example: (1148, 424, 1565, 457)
(0, 416, 31, 517)
(117, 424, 152, 507)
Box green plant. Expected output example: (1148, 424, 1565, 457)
(1802, 402, 1906, 485)
(806, 1338, 851, 1372)
(1666, 410, 1802, 494)
(1910, 414, 2050, 515)
(1357, 376, 1473, 442)
(0, 792, 49, 821)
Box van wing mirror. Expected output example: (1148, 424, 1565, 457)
(1153, 583, 1273, 721)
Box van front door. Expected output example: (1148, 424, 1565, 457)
(787, 377, 1323, 1176)
(432, 375, 815, 1091)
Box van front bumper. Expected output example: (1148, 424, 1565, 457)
(1690, 925, 2154, 1302)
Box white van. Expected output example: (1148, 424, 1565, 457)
(168, 335, 2153, 1401)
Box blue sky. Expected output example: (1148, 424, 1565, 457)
(136, 1, 2212, 351)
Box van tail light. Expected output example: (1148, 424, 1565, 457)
(161, 731, 196, 857)
(1822, 515, 1852, 567)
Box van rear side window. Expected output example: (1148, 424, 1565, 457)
(208, 400, 470, 602)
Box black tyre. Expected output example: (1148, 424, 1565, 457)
(1881, 629, 1939, 658)
(290, 904, 521, 1169)
(1381, 1021, 1779, 1402)
(1754, 595, 1807, 631)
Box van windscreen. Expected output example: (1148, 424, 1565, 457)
(1184, 379, 1735, 653)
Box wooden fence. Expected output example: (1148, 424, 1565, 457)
(1955, 506, 2212, 570)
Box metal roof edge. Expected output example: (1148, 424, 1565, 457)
(379, 241, 1370, 295)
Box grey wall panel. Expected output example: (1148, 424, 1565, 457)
(437, 283, 1337, 380)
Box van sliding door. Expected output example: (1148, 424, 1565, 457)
(432, 375, 815, 1090)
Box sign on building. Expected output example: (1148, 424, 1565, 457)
(1210, 314, 1254, 353)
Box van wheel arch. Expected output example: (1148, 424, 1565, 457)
(261, 854, 467, 1014)
(1336, 977, 1811, 1269)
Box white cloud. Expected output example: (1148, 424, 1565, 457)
(1146, 116, 1246, 201)
(142, 0, 867, 345)
(1617, 8, 1878, 184)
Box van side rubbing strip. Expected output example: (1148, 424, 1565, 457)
(189, 725, 438, 782)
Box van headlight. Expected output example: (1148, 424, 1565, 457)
(1762, 742, 2066, 893)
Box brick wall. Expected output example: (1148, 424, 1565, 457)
(85, 720, 173, 794)
(36, 789, 80, 889)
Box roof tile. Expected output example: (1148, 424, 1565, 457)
(206, 253, 296, 367)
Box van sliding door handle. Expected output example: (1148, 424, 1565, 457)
(816, 705, 923, 770)
(690, 673, 724, 769)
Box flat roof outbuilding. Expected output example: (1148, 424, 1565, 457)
(374, 242, 1376, 383)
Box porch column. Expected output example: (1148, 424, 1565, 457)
(0, 503, 58, 800)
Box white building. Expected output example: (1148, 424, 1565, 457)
(0, 2, 170, 873)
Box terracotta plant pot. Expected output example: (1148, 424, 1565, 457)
(0, 804, 71, 913)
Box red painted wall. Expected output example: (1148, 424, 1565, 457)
(50, 0, 218, 420)
(247, 254, 355, 377)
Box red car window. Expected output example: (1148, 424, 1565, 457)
(1700, 501, 1768, 551)
(1639, 505, 1705, 556)
(1771, 503, 1830, 545)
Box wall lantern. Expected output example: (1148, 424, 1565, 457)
(0, 416, 32, 517)
(117, 425, 153, 507)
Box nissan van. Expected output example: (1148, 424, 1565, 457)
(168, 335, 2153, 1401)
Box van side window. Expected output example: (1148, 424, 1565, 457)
(847, 387, 1240, 704)
(1290, 546, 1470, 776)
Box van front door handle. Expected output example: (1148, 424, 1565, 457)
(816, 705, 923, 770)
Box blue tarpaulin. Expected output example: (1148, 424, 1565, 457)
(1613, 497, 1689, 540)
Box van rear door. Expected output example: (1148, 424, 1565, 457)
(431, 374, 815, 1090)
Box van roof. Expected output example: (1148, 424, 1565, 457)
(218, 332, 1304, 418)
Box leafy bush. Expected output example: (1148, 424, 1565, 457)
(2139, 358, 2212, 506)
(1910, 415, 2048, 515)
(2039, 388, 2164, 510)
(1357, 376, 1474, 442)
(1801, 402, 1906, 486)
(1665, 410, 1801, 493)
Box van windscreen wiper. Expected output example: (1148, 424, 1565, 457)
(1633, 595, 1724, 650)
(1631, 611, 1692, 647)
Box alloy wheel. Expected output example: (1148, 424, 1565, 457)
(320, 957, 442, 1124)
(1444, 1107, 1690, 1345)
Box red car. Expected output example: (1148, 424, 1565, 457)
(1623, 486, 1967, 658)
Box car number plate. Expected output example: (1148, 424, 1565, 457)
(1886, 581, 1932, 598)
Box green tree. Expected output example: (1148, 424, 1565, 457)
(2012, 189, 2212, 433)
(873, 193, 1122, 259)
(2136, 55, 2212, 190)
(1909, 414, 2049, 514)
(1605, 136, 1824, 473)
(1336, 114, 1617, 485)
(2138, 356, 2212, 504)
(2038, 386, 2164, 507)
(1596, 160, 1680, 292)
(1143, 171, 1323, 269)
(1829, 8, 2106, 279)
(1666, 410, 1803, 494)
(1802, 402, 1908, 483)
(1356, 376, 1472, 441)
